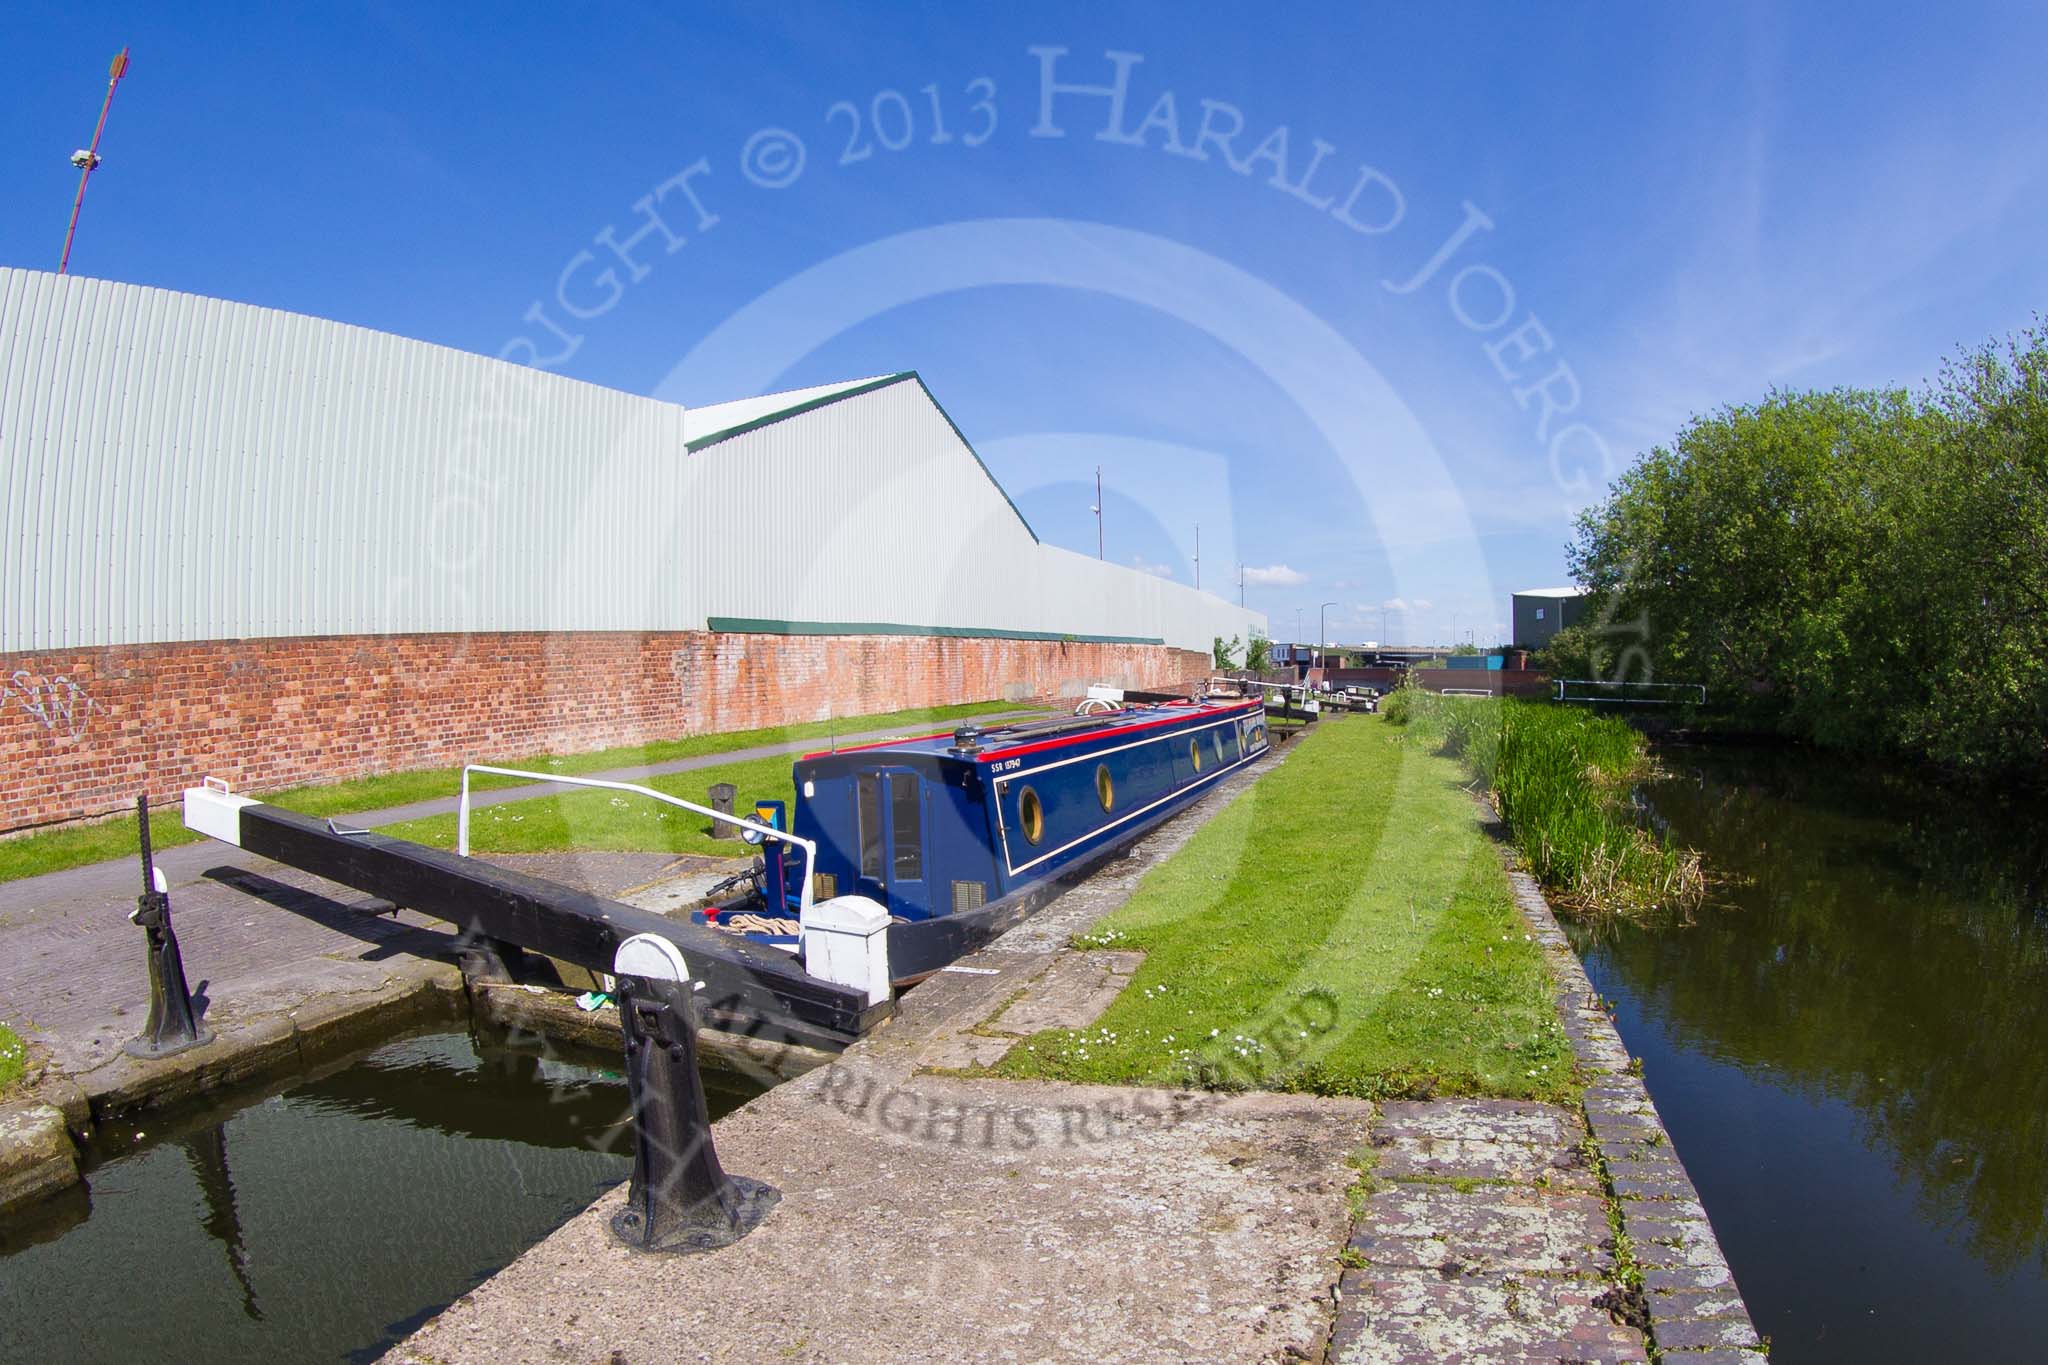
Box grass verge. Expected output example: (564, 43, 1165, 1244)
(1382, 684, 1703, 918)
(382, 751, 798, 857)
(0, 700, 1027, 884)
(993, 715, 1575, 1102)
(0, 1022, 25, 1095)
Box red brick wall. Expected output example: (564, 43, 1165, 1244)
(0, 631, 1210, 832)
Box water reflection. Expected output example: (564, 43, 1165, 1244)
(1574, 744, 2048, 1362)
(0, 1028, 762, 1363)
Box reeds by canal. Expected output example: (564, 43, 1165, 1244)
(1383, 686, 1704, 919)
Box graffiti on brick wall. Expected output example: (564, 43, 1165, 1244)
(3, 671, 101, 740)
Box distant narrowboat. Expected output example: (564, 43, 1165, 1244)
(697, 692, 1271, 981)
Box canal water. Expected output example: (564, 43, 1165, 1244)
(0, 1028, 761, 1363)
(1570, 743, 2048, 1364)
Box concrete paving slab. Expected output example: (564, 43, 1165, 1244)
(1348, 1184, 1613, 1278)
(1373, 1098, 1580, 1149)
(1371, 1135, 1600, 1192)
(394, 1066, 1371, 1365)
(1331, 1267, 1649, 1364)
(983, 949, 1145, 1036)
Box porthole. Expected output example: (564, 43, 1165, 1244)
(1019, 786, 1045, 844)
(1095, 763, 1115, 811)
(1189, 737, 1204, 773)
(1213, 730, 1226, 763)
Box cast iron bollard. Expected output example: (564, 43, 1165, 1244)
(126, 792, 214, 1058)
(609, 935, 779, 1253)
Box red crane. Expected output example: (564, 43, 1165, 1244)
(58, 47, 131, 276)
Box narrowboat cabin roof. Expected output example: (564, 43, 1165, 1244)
(798, 696, 1263, 771)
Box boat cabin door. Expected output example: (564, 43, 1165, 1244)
(853, 768, 928, 917)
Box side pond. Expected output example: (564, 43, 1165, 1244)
(1570, 742, 2048, 1364)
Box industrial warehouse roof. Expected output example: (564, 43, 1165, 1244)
(682, 370, 1039, 543)
(1513, 586, 1588, 598)
(1, 266, 1259, 653)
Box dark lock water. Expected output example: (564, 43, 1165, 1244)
(0, 1028, 761, 1363)
(1570, 743, 2048, 1364)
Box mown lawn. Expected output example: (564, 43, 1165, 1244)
(381, 752, 798, 857)
(994, 715, 1576, 1101)
(0, 701, 1027, 883)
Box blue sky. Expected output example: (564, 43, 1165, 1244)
(6, 3, 2045, 646)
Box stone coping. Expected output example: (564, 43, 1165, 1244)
(1506, 866, 1767, 1363)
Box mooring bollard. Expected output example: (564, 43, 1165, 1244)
(609, 934, 779, 1253)
(706, 782, 740, 839)
(126, 792, 214, 1058)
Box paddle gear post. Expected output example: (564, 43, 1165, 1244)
(126, 792, 214, 1058)
(609, 934, 779, 1253)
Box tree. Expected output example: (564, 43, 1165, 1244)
(1244, 633, 1271, 672)
(1211, 634, 1241, 670)
(1565, 322, 2048, 774)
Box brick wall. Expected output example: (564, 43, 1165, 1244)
(0, 631, 1210, 832)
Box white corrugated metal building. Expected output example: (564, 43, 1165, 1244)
(0, 266, 1263, 654)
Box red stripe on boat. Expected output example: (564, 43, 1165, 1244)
(978, 701, 1261, 762)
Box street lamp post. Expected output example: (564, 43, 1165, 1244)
(1319, 601, 1335, 678)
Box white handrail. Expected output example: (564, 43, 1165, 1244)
(457, 764, 818, 915)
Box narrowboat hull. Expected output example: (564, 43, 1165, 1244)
(701, 697, 1273, 980)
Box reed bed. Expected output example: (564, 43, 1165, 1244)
(1383, 686, 1704, 919)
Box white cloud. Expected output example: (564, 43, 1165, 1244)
(1379, 597, 1433, 612)
(1243, 563, 1307, 587)
(1130, 554, 1175, 579)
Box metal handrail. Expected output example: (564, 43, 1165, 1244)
(457, 765, 818, 915)
(1552, 679, 1708, 705)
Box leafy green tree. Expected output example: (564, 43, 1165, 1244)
(1566, 321, 2048, 775)
(1244, 633, 1271, 672)
(1211, 634, 1241, 670)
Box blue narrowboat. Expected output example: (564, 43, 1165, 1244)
(698, 694, 1271, 982)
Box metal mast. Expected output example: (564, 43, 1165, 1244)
(59, 47, 131, 276)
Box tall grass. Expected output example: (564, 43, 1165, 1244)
(1384, 683, 1704, 918)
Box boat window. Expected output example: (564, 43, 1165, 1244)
(1095, 763, 1114, 812)
(889, 772, 923, 881)
(857, 774, 882, 879)
(1019, 786, 1045, 844)
(1189, 737, 1204, 773)
(1212, 729, 1226, 763)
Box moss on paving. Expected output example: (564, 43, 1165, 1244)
(0, 701, 1027, 884)
(996, 716, 1576, 1102)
